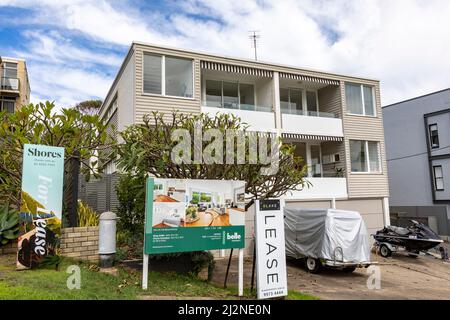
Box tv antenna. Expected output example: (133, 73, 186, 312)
(249, 30, 260, 61)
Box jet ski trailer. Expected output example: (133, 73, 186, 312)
(373, 220, 444, 258)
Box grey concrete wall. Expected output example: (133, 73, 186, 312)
(383, 89, 450, 207)
(432, 158, 450, 201)
(427, 112, 450, 158)
(390, 205, 450, 236)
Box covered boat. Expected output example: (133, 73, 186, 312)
(284, 208, 371, 273)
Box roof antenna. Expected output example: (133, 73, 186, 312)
(249, 30, 260, 61)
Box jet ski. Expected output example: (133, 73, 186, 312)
(373, 220, 443, 258)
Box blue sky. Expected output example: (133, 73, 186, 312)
(0, 0, 449, 107)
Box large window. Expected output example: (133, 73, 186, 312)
(143, 53, 193, 98)
(279, 88, 318, 115)
(433, 166, 444, 191)
(429, 124, 439, 149)
(3, 62, 17, 78)
(204, 80, 255, 110)
(0, 97, 15, 113)
(350, 140, 381, 173)
(345, 83, 375, 116)
(165, 56, 193, 97)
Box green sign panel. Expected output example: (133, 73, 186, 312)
(17, 144, 65, 269)
(144, 178, 246, 254)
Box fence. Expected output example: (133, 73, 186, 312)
(78, 173, 120, 214)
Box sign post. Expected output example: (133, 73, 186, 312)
(17, 144, 65, 270)
(255, 199, 288, 299)
(142, 178, 247, 294)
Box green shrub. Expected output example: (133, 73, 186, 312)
(77, 200, 99, 227)
(0, 204, 19, 246)
(115, 173, 146, 234)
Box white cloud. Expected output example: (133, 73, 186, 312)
(1, 0, 450, 106)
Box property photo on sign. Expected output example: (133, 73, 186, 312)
(144, 178, 246, 254)
(17, 144, 65, 270)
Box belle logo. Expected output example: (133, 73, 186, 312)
(226, 232, 241, 240)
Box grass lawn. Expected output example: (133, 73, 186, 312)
(0, 254, 317, 300)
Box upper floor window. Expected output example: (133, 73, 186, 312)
(3, 62, 17, 78)
(433, 165, 444, 191)
(350, 140, 381, 173)
(345, 83, 375, 116)
(0, 97, 15, 113)
(279, 88, 318, 115)
(205, 80, 255, 110)
(429, 124, 439, 149)
(143, 53, 193, 98)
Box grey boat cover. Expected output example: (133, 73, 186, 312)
(284, 208, 371, 263)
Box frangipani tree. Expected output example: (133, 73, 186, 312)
(0, 101, 115, 209)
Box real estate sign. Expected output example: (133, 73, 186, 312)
(144, 178, 246, 254)
(17, 144, 65, 270)
(255, 199, 288, 299)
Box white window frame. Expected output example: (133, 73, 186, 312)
(428, 123, 439, 149)
(350, 140, 382, 174)
(3, 62, 18, 78)
(433, 165, 444, 191)
(345, 83, 376, 117)
(142, 52, 195, 100)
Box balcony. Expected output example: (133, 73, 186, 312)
(202, 103, 276, 132)
(1, 77, 20, 93)
(281, 111, 343, 137)
(283, 177, 348, 200)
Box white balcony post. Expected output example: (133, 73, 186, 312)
(273, 71, 282, 135)
(306, 143, 312, 177)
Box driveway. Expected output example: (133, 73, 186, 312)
(211, 243, 450, 300)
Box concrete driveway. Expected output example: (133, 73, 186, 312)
(212, 243, 450, 300)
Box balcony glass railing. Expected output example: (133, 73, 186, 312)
(1, 77, 19, 91)
(203, 100, 273, 113)
(281, 107, 337, 118)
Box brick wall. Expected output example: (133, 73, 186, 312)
(1, 227, 99, 262)
(0, 241, 17, 255)
(60, 226, 99, 262)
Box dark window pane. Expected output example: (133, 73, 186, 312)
(306, 91, 317, 112)
(239, 83, 254, 107)
(205, 80, 222, 107)
(223, 81, 238, 109)
(290, 89, 302, 114)
(280, 88, 289, 113)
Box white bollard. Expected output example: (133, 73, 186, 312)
(98, 211, 117, 268)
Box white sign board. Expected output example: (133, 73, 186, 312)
(255, 199, 288, 299)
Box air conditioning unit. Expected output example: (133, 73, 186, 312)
(322, 153, 340, 164)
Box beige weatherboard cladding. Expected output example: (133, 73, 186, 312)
(100, 41, 389, 202)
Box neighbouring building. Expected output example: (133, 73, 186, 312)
(98, 42, 390, 252)
(383, 89, 450, 236)
(0, 56, 30, 112)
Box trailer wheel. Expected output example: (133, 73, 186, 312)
(305, 257, 322, 274)
(379, 244, 392, 258)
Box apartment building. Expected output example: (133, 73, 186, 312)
(383, 89, 450, 236)
(99, 42, 390, 249)
(0, 56, 30, 112)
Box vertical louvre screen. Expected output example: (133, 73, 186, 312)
(143, 54, 162, 94)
